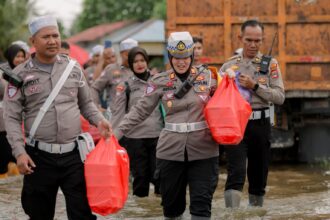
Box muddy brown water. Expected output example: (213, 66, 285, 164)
(1, 164, 329, 220)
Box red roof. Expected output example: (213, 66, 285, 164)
(67, 21, 133, 43)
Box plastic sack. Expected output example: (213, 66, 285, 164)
(84, 136, 130, 215)
(80, 115, 101, 143)
(204, 75, 252, 145)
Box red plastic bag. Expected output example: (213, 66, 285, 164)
(84, 136, 130, 215)
(204, 75, 252, 145)
(80, 115, 101, 143)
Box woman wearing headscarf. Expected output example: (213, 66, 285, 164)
(111, 47, 162, 197)
(0, 44, 26, 178)
(112, 32, 219, 219)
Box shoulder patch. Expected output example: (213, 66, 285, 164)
(208, 66, 218, 80)
(7, 84, 18, 98)
(270, 63, 277, 71)
(144, 83, 157, 95)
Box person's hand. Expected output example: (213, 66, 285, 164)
(98, 119, 112, 139)
(16, 153, 36, 175)
(224, 68, 236, 78)
(98, 106, 106, 113)
(238, 73, 257, 89)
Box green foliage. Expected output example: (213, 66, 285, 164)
(73, 0, 166, 33)
(0, 0, 32, 60)
(152, 0, 166, 19)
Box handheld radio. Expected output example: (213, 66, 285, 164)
(259, 32, 277, 75)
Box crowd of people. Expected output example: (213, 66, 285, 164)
(0, 15, 284, 220)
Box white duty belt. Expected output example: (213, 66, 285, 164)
(249, 109, 270, 120)
(26, 137, 76, 154)
(164, 121, 208, 133)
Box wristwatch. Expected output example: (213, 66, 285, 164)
(253, 83, 259, 92)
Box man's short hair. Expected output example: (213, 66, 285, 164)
(61, 41, 70, 50)
(193, 36, 203, 45)
(241, 20, 264, 33)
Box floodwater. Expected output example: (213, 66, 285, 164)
(1, 163, 329, 220)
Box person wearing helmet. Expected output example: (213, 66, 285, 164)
(112, 32, 219, 219)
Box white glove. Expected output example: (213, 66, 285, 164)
(225, 68, 236, 78)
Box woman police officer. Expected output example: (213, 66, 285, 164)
(113, 32, 219, 220)
(111, 47, 162, 197)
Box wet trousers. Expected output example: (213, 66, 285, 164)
(122, 137, 160, 197)
(224, 118, 271, 196)
(22, 145, 96, 220)
(156, 157, 219, 218)
(0, 131, 15, 174)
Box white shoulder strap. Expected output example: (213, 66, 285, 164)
(29, 60, 76, 140)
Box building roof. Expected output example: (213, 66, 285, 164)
(67, 20, 133, 43)
(109, 19, 165, 43)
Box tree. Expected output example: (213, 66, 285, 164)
(73, 0, 165, 33)
(0, 0, 32, 60)
(152, 0, 166, 20)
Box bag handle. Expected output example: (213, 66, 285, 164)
(28, 60, 76, 142)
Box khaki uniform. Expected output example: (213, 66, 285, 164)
(84, 65, 95, 86)
(111, 74, 163, 139)
(220, 51, 285, 205)
(0, 78, 6, 132)
(0, 62, 10, 132)
(3, 54, 104, 158)
(220, 51, 285, 108)
(114, 67, 219, 161)
(91, 63, 132, 110)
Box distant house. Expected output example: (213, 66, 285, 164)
(67, 19, 166, 69)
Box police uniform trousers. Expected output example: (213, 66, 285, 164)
(122, 137, 160, 197)
(156, 155, 219, 218)
(0, 131, 15, 174)
(224, 115, 271, 196)
(22, 144, 96, 220)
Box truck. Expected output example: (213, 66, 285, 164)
(166, 0, 330, 162)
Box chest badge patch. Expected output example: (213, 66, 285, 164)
(169, 72, 175, 80)
(230, 65, 239, 71)
(199, 85, 206, 91)
(258, 77, 267, 84)
(196, 75, 205, 81)
(167, 100, 173, 108)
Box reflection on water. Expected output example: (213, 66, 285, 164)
(0, 164, 329, 220)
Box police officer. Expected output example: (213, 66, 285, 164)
(91, 38, 137, 111)
(220, 20, 285, 208)
(84, 44, 104, 85)
(113, 32, 219, 220)
(111, 47, 162, 197)
(0, 44, 26, 178)
(3, 15, 111, 220)
(192, 36, 204, 66)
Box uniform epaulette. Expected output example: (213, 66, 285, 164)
(151, 71, 168, 84)
(227, 55, 239, 61)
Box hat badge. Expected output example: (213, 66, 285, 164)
(176, 41, 186, 51)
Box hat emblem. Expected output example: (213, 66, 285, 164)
(176, 41, 186, 51)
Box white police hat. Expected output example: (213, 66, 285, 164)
(29, 15, 58, 36)
(167, 32, 194, 58)
(91, 44, 104, 56)
(119, 38, 138, 52)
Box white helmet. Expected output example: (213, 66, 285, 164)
(167, 32, 194, 58)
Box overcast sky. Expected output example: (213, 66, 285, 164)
(33, 0, 83, 30)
